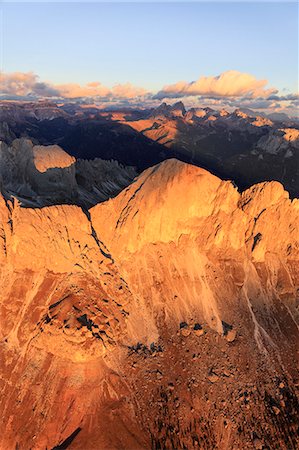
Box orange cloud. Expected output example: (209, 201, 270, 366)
(0, 72, 148, 100)
(57, 81, 147, 99)
(155, 70, 277, 99)
(1, 71, 37, 95)
(1, 71, 60, 97)
(2, 70, 296, 116)
(112, 83, 147, 99)
(56, 82, 111, 99)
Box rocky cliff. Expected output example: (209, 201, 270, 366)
(0, 139, 136, 208)
(0, 159, 298, 449)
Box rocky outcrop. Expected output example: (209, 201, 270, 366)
(32, 144, 76, 173)
(255, 129, 299, 155)
(251, 116, 273, 127)
(1, 159, 298, 449)
(91, 159, 299, 448)
(0, 139, 77, 205)
(91, 159, 299, 336)
(92, 159, 299, 260)
(280, 128, 299, 143)
(0, 139, 136, 207)
(0, 192, 144, 449)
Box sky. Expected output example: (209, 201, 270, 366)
(1, 1, 298, 115)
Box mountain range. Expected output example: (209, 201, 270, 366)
(1, 100, 298, 199)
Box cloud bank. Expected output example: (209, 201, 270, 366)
(0, 71, 147, 101)
(1, 72, 61, 98)
(1, 70, 297, 116)
(154, 70, 277, 99)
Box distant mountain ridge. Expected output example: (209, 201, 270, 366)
(0, 100, 298, 199)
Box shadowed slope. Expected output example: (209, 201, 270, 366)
(0, 139, 137, 208)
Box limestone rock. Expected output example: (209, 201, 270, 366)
(1, 158, 298, 449)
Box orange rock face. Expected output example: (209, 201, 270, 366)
(33, 144, 76, 173)
(280, 128, 299, 142)
(1, 159, 299, 449)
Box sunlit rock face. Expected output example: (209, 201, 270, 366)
(92, 159, 299, 448)
(255, 129, 299, 155)
(91, 159, 299, 342)
(0, 195, 144, 449)
(1, 159, 298, 449)
(32, 144, 76, 173)
(280, 127, 299, 143)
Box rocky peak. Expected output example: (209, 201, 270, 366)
(219, 109, 229, 117)
(151, 102, 172, 117)
(251, 116, 273, 127)
(0, 138, 136, 207)
(170, 101, 186, 117)
(91, 158, 298, 261)
(234, 109, 249, 119)
(33, 144, 75, 173)
(280, 127, 299, 142)
(0, 138, 77, 205)
(151, 101, 187, 119)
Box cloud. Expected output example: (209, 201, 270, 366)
(56, 82, 110, 99)
(154, 70, 277, 100)
(0, 71, 148, 101)
(111, 83, 147, 99)
(267, 93, 299, 101)
(227, 98, 276, 110)
(0, 70, 297, 117)
(1, 71, 60, 98)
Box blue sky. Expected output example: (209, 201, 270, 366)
(1, 1, 298, 93)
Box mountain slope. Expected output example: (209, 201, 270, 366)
(0, 159, 298, 449)
(91, 159, 299, 448)
(0, 195, 149, 449)
(121, 105, 299, 197)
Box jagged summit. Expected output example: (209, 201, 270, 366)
(91, 157, 298, 259)
(151, 101, 186, 117)
(151, 101, 171, 116)
(170, 101, 186, 117)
